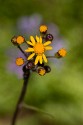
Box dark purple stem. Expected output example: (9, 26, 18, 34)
(11, 71, 30, 125)
(46, 56, 55, 58)
(17, 45, 28, 58)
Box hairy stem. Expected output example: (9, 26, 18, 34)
(11, 71, 30, 125)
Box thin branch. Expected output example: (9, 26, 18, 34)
(46, 56, 55, 58)
(11, 71, 30, 125)
(17, 45, 28, 58)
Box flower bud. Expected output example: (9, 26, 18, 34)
(37, 67, 46, 76)
(22, 61, 34, 72)
(11, 36, 18, 46)
(39, 25, 48, 34)
(16, 36, 25, 44)
(44, 65, 51, 73)
(46, 34, 53, 41)
(26, 61, 34, 70)
(16, 57, 24, 66)
(55, 48, 67, 58)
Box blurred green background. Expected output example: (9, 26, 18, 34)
(0, 0, 83, 125)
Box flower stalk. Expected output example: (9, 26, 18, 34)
(11, 24, 67, 125)
(11, 70, 30, 125)
(17, 45, 28, 58)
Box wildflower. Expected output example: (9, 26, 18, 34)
(25, 36, 52, 65)
(10, 23, 67, 76)
(8, 15, 65, 78)
(10, 16, 67, 125)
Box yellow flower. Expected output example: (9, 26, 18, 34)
(39, 25, 48, 33)
(16, 57, 24, 66)
(58, 48, 67, 57)
(25, 36, 52, 65)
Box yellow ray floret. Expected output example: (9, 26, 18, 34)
(39, 56, 42, 64)
(39, 36, 42, 43)
(43, 41, 51, 46)
(35, 56, 40, 65)
(27, 53, 35, 60)
(30, 36, 35, 45)
(45, 46, 52, 50)
(27, 41, 34, 46)
(36, 35, 39, 43)
(25, 36, 52, 65)
(42, 54, 47, 63)
(25, 48, 34, 52)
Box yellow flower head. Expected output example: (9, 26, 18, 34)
(16, 57, 24, 66)
(39, 25, 48, 33)
(16, 36, 25, 44)
(58, 48, 67, 57)
(25, 36, 52, 65)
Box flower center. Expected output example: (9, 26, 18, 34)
(34, 43, 44, 54)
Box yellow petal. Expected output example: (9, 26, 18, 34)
(30, 36, 35, 45)
(43, 54, 47, 63)
(43, 41, 51, 46)
(45, 46, 52, 50)
(36, 35, 39, 43)
(27, 41, 34, 46)
(25, 48, 34, 52)
(39, 36, 42, 43)
(39, 56, 42, 64)
(27, 53, 35, 60)
(35, 56, 40, 65)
